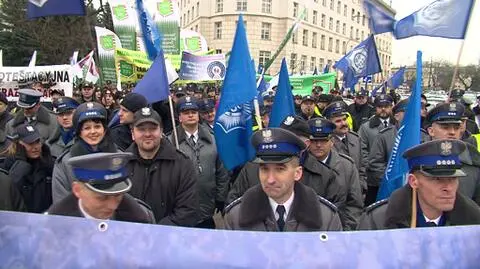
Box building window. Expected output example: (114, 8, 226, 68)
(187, 10, 190, 23)
(322, 0, 326, 7)
(312, 32, 317, 48)
(329, 17, 333, 30)
(261, 22, 271, 40)
(335, 20, 340, 33)
(292, 32, 298, 44)
(236, 0, 247, 11)
(214, 22, 222, 39)
(342, 23, 346, 35)
(300, 55, 307, 72)
(337, 1, 341, 14)
(328, 37, 333, 52)
(196, 2, 199, 16)
(356, 29, 359, 40)
(335, 39, 340, 53)
(344, 4, 347, 16)
(304, 10, 308, 22)
(351, 8, 355, 21)
(357, 12, 361, 23)
(362, 15, 366, 26)
(192, 7, 194, 18)
(216, 0, 223, 12)
(293, 2, 299, 17)
(310, 57, 316, 71)
(320, 35, 325, 50)
(302, 29, 309, 46)
(342, 41, 347, 54)
(290, 53, 297, 72)
(319, 58, 325, 69)
(321, 14, 326, 27)
(350, 26, 354, 38)
(329, 0, 334, 10)
(313, 11, 318, 24)
(215, 49, 222, 54)
(361, 30, 364, 40)
(195, 25, 198, 32)
(259, 51, 271, 68)
(262, 0, 272, 13)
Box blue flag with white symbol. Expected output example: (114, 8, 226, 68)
(27, 0, 85, 19)
(214, 15, 257, 170)
(269, 58, 295, 127)
(377, 52, 423, 201)
(363, 0, 396, 35)
(334, 35, 382, 83)
(387, 67, 406, 89)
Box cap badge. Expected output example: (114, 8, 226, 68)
(262, 129, 273, 143)
(335, 102, 341, 108)
(283, 116, 294, 126)
(58, 98, 63, 103)
(111, 157, 123, 170)
(315, 119, 322, 126)
(141, 107, 151, 116)
(86, 102, 94, 109)
(449, 103, 457, 111)
(26, 126, 34, 132)
(440, 141, 453, 156)
(186, 96, 191, 102)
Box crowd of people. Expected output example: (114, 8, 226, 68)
(1, 81, 480, 232)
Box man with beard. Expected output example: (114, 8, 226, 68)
(347, 89, 375, 132)
(47, 97, 79, 160)
(126, 107, 199, 226)
(323, 101, 366, 194)
(298, 95, 321, 120)
(294, 94, 303, 115)
(199, 98, 216, 130)
(358, 139, 480, 230)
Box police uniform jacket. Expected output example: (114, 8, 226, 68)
(168, 124, 229, 223)
(6, 105, 57, 142)
(226, 152, 345, 210)
(347, 102, 375, 132)
(52, 137, 118, 203)
(224, 182, 342, 231)
(357, 185, 480, 230)
(457, 144, 480, 206)
(125, 140, 199, 227)
(332, 131, 366, 191)
(0, 111, 13, 131)
(110, 124, 133, 151)
(0, 168, 26, 211)
(46, 126, 75, 160)
(47, 193, 155, 224)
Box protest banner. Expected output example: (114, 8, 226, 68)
(115, 48, 151, 83)
(259, 73, 337, 95)
(179, 52, 226, 81)
(109, 0, 138, 51)
(0, 65, 73, 102)
(95, 27, 123, 85)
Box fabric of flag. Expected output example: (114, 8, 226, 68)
(371, 83, 385, 97)
(133, 49, 170, 104)
(323, 64, 330, 74)
(28, 51, 37, 67)
(387, 67, 406, 89)
(334, 35, 382, 80)
(136, 0, 162, 61)
(214, 15, 257, 170)
(72, 51, 99, 84)
(377, 51, 423, 201)
(313, 66, 318, 75)
(27, 0, 85, 19)
(269, 58, 295, 127)
(363, 0, 396, 34)
(256, 75, 268, 106)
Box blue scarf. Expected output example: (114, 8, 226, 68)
(60, 128, 75, 145)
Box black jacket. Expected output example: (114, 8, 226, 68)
(47, 193, 155, 224)
(0, 168, 26, 211)
(347, 103, 375, 132)
(125, 140, 199, 227)
(110, 124, 133, 151)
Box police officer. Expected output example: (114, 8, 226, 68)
(308, 118, 363, 230)
(224, 128, 342, 231)
(298, 95, 321, 120)
(199, 98, 216, 130)
(6, 89, 57, 142)
(47, 152, 155, 223)
(78, 82, 96, 103)
(323, 101, 366, 193)
(46, 97, 79, 159)
(347, 89, 375, 132)
(316, 94, 332, 114)
(358, 139, 480, 230)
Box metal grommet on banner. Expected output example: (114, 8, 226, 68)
(98, 221, 108, 232)
(319, 233, 328, 242)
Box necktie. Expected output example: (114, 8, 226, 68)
(425, 221, 437, 227)
(383, 120, 388, 128)
(189, 134, 196, 146)
(276, 205, 286, 231)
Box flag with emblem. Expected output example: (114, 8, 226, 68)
(269, 58, 295, 127)
(334, 35, 381, 81)
(377, 51, 423, 201)
(27, 0, 86, 19)
(214, 15, 257, 170)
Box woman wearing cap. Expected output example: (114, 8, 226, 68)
(52, 102, 117, 203)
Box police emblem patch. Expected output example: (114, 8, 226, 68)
(141, 107, 151, 116)
(215, 103, 252, 133)
(262, 129, 273, 143)
(26, 126, 34, 132)
(414, 0, 456, 32)
(440, 141, 452, 156)
(111, 157, 123, 170)
(347, 46, 368, 76)
(86, 102, 94, 109)
(29, 0, 48, 7)
(283, 116, 295, 126)
(449, 103, 457, 111)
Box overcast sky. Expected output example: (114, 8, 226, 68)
(391, 0, 479, 67)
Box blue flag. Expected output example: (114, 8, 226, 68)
(136, 0, 162, 61)
(256, 75, 268, 106)
(323, 64, 330, 74)
(377, 51, 423, 201)
(269, 58, 295, 127)
(371, 82, 386, 97)
(214, 15, 257, 170)
(363, 0, 396, 34)
(133, 50, 170, 104)
(27, 0, 85, 19)
(334, 35, 382, 81)
(387, 67, 406, 89)
(257, 64, 264, 75)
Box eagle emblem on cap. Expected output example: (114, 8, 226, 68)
(185, 96, 191, 102)
(449, 103, 456, 111)
(262, 129, 273, 143)
(335, 102, 342, 108)
(440, 141, 452, 156)
(86, 102, 94, 109)
(141, 107, 151, 116)
(315, 119, 322, 126)
(26, 126, 34, 132)
(111, 157, 123, 170)
(57, 98, 63, 103)
(283, 116, 294, 126)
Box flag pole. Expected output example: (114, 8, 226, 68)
(168, 96, 180, 149)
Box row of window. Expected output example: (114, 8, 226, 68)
(290, 53, 335, 73)
(293, 1, 366, 26)
(180, 1, 200, 27)
(214, 21, 272, 40)
(215, 0, 272, 13)
(293, 29, 364, 53)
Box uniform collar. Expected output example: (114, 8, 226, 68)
(268, 192, 294, 221)
(78, 199, 110, 220)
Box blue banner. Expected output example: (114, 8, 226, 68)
(269, 58, 295, 127)
(179, 52, 226, 81)
(1, 211, 480, 268)
(27, 0, 85, 19)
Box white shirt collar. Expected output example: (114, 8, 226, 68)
(423, 214, 442, 225)
(78, 199, 109, 220)
(185, 129, 199, 143)
(336, 134, 346, 140)
(268, 192, 295, 221)
(320, 152, 330, 164)
(381, 118, 390, 125)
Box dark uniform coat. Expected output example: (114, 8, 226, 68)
(332, 131, 366, 191)
(47, 193, 155, 224)
(347, 102, 375, 132)
(110, 124, 133, 151)
(224, 183, 342, 231)
(6, 105, 57, 142)
(357, 185, 480, 230)
(46, 126, 75, 160)
(0, 168, 26, 211)
(125, 140, 199, 227)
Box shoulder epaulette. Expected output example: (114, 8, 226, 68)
(0, 167, 8, 175)
(224, 197, 242, 213)
(364, 199, 388, 213)
(348, 130, 359, 137)
(338, 153, 355, 164)
(379, 126, 394, 134)
(317, 196, 338, 212)
(55, 150, 70, 163)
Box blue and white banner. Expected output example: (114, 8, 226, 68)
(1, 211, 480, 268)
(179, 52, 226, 81)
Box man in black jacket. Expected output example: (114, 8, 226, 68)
(347, 89, 375, 132)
